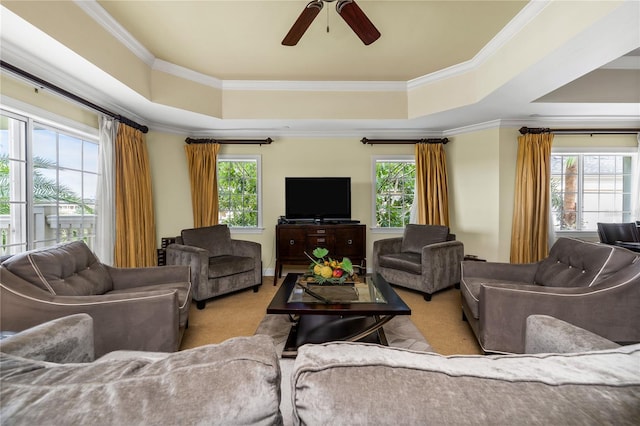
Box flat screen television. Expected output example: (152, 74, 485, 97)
(285, 177, 351, 221)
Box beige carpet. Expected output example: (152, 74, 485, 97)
(180, 275, 482, 355)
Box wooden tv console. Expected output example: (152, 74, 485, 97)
(274, 223, 366, 285)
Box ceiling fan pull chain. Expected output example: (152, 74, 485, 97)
(326, 5, 330, 33)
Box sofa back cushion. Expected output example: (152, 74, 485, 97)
(2, 241, 112, 296)
(534, 237, 636, 287)
(181, 225, 232, 257)
(292, 342, 640, 425)
(1, 335, 282, 426)
(401, 224, 449, 254)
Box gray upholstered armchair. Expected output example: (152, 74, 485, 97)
(461, 237, 640, 354)
(166, 224, 262, 309)
(372, 224, 464, 301)
(0, 241, 192, 356)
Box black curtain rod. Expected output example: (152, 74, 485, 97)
(361, 137, 449, 145)
(185, 137, 273, 145)
(519, 126, 639, 135)
(0, 61, 149, 134)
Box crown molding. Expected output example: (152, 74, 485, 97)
(407, 0, 550, 89)
(76, 0, 546, 94)
(222, 80, 406, 92)
(74, 0, 155, 66)
(443, 120, 505, 137)
(187, 126, 440, 139)
(152, 59, 223, 89)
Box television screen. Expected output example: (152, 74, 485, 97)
(285, 177, 351, 221)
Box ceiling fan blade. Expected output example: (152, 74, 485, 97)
(336, 0, 380, 45)
(282, 1, 324, 46)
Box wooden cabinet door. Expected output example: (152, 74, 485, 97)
(334, 225, 365, 258)
(277, 227, 307, 260)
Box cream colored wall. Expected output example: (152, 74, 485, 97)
(147, 133, 416, 274)
(447, 127, 517, 262)
(1, 75, 98, 128)
(147, 128, 521, 271)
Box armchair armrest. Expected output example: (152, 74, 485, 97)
(479, 282, 627, 353)
(0, 313, 94, 363)
(2, 282, 181, 356)
(230, 239, 261, 258)
(166, 243, 210, 301)
(372, 238, 402, 269)
(525, 315, 620, 354)
(421, 240, 464, 284)
(231, 239, 262, 283)
(107, 264, 190, 290)
(462, 260, 539, 283)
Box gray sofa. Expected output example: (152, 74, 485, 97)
(461, 237, 640, 354)
(0, 314, 283, 426)
(291, 316, 640, 425)
(0, 241, 192, 356)
(373, 224, 464, 301)
(167, 224, 262, 309)
(1, 314, 638, 425)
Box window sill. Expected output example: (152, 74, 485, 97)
(229, 227, 264, 235)
(370, 227, 405, 234)
(553, 230, 599, 241)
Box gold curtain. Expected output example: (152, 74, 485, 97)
(415, 143, 450, 226)
(114, 124, 157, 267)
(184, 143, 220, 228)
(510, 132, 553, 263)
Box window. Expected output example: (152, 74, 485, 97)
(0, 113, 27, 255)
(373, 156, 415, 228)
(0, 109, 98, 256)
(551, 152, 636, 231)
(217, 155, 261, 228)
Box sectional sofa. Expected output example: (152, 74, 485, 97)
(1, 314, 638, 425)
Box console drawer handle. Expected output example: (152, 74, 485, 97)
(317, 238, 325, 243)
(347, 239, 353, 245)
(289, 240, 295, 245)
(317, 229, 326, 234)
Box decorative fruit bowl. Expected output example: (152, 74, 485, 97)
(303, 247, 357, 285)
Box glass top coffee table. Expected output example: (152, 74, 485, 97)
(267, 272, 411, 357)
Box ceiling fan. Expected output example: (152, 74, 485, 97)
(282, 0, 381, 46)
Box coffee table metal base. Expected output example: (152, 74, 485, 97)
(282, 314, 393, 358)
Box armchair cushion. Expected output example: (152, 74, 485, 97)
(400, 224, 449, 254)
(181, 225, 233, 257)
(534, 237, 635, 288)
(378, 252, 421, 274)
(2, 241, 112, 296)
(208, 255, 255, 279)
